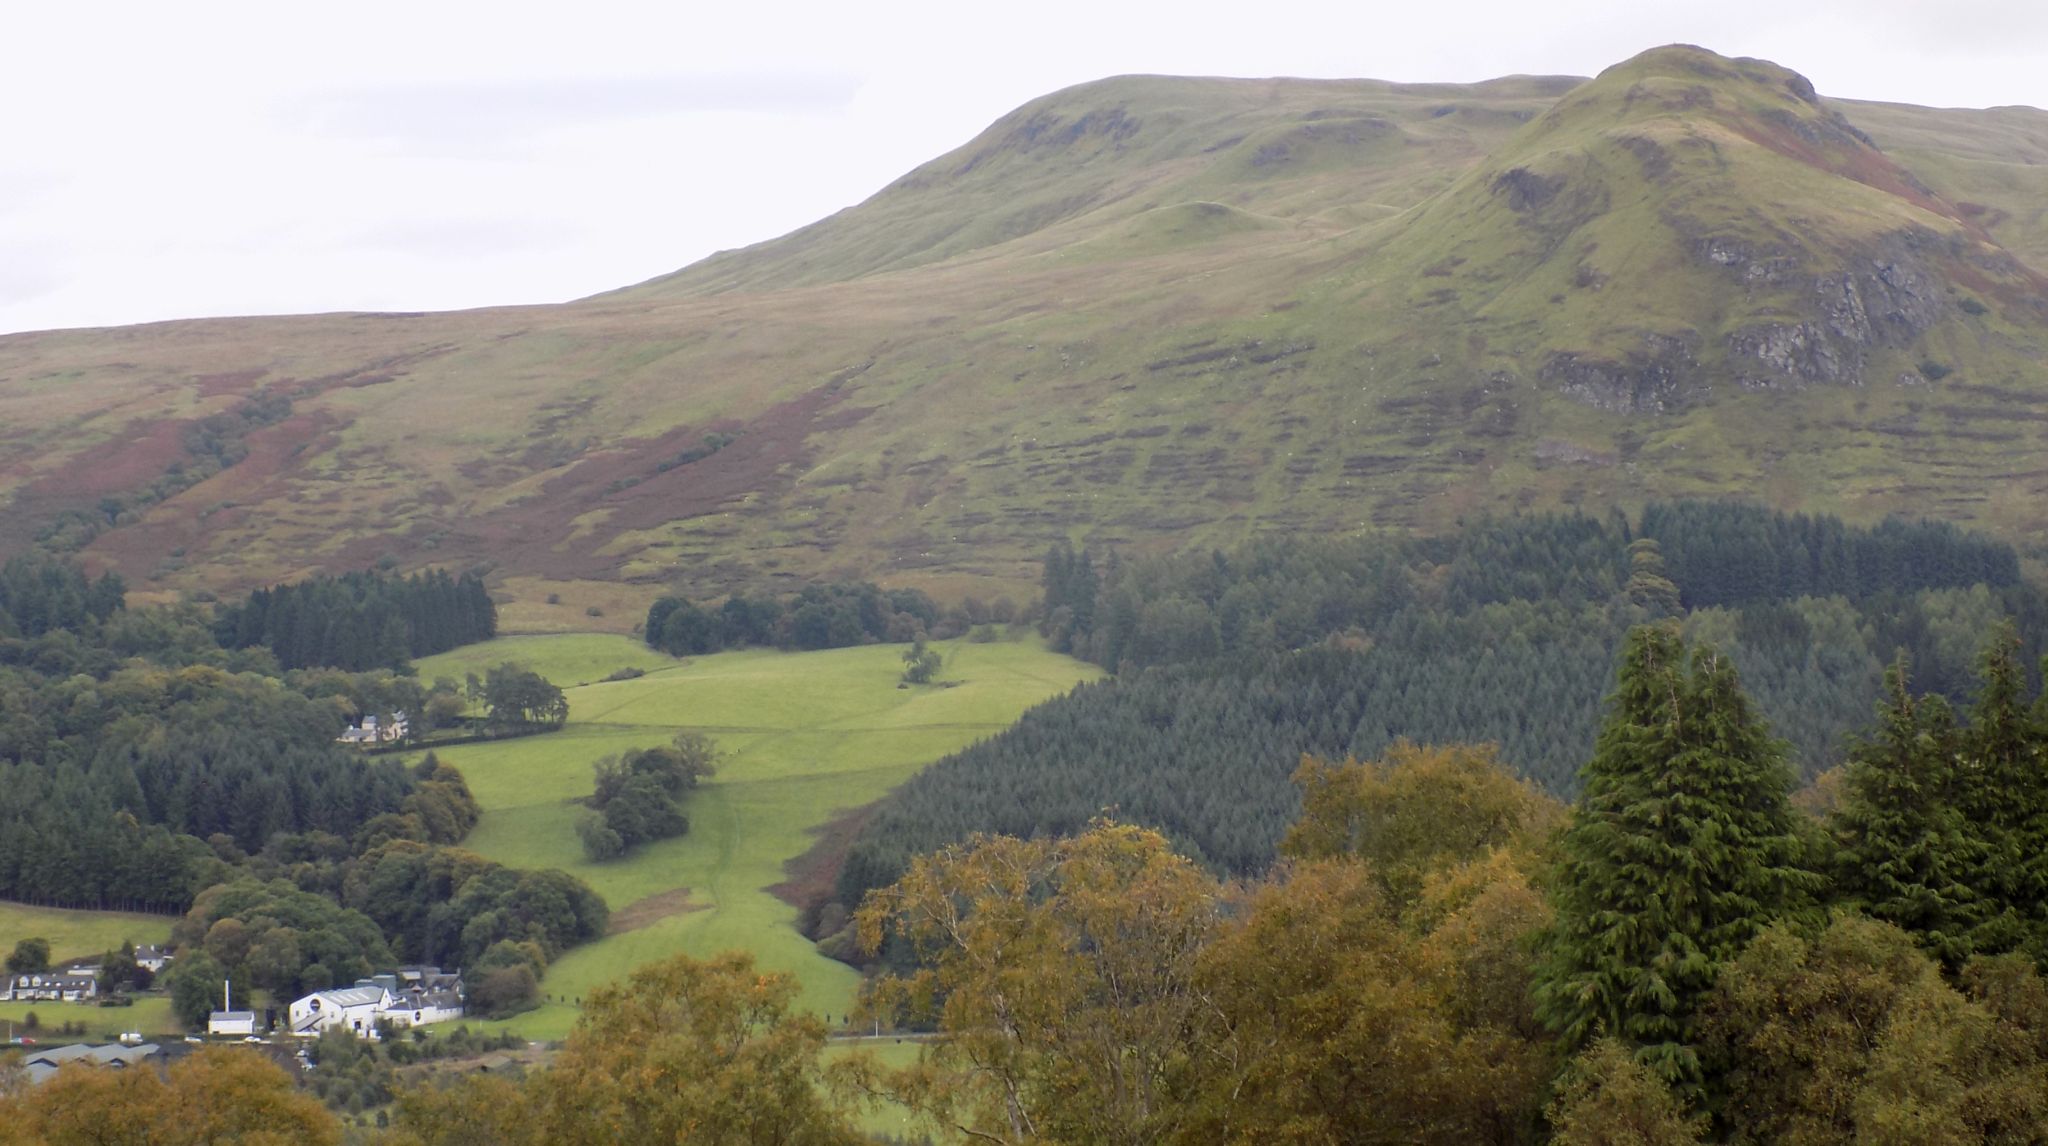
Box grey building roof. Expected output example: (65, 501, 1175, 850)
(20, 1043, 160, 1080)
(309, 986, 385, 1008)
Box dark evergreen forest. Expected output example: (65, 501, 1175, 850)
(837, 503, 2046, 909)
(643, 580, 941, 655)
(214, 567, 497, 671)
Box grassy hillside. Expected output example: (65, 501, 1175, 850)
(0, 903, 172, 967)
(413, 633, 1100, 1037)
(3, 46, 2047, 611)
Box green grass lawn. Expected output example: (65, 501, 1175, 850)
(0, 996, 176, 1042)
(414, 633, 1099, 1039)
(0, 903, 173, 967)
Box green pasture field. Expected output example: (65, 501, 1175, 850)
(0, 903, 173, 967)
(411, 633, 681, 690)
(413, 633, 1099, 1039)
(0, 996, 177, 1041)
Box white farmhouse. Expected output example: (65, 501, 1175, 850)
(337, 711, 410, 746)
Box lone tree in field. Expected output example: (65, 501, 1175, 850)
(900, 638, 941, 685)
(482, 663, 568, 730)
(1534, 624, 1819, 1089)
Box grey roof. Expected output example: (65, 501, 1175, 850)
(9, 973, 97, 987)
(210, 1011, 257, 1023)
(309, 986, 384, 1007)
(21, 1043, 160, 1076)
(392, 986, 464, 1011)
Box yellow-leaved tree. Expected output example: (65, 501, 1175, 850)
(390, 950, 863, 1146)
(2, 1046, 339, 1146)
(849, 821, 1223, 1145)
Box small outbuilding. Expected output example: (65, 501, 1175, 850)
(208, 1010, 257, 1037)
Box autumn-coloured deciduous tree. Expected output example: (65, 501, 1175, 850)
(852, 821, 1223, 1145)
(392, 951, 859, 1146)
(1547, 1039, 1705, 1146)
(852, 746, 1562, 1146)
(1, 1047, 340, 1146)
(1699, 915, 2048, 1143)
(1282, 741, 1563, 907)
(1188, 853, 1553, 1145)
(388, 1073, 533, 1146)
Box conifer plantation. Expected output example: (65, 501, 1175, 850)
(835, 503, 2047, 909)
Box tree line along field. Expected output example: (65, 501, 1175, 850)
(412, 632, 1101, 1037)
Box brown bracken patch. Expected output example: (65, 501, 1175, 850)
(768, 801, 881, 912)
(83, 409, 349, 588)
(421, 376, 874, 582)
(607, 886, 708, 934)
(0, 418, 199, 556)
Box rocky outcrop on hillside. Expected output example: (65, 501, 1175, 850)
(1541, 334, 1703, 414)
(1719, 229, 1947, 389)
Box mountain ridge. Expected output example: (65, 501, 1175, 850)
(3, 44, 2046, 614)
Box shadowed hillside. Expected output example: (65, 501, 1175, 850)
(2, 45, 2045, 611)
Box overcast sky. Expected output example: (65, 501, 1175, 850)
(3, 0, 2043, 335)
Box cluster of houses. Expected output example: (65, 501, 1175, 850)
(336, 711, 410, 745)
(2, 970, 99, 1003)
(205, 966, 466, 1040)
(5, 938, 463, 1043)
(1, 946, 172, 1003)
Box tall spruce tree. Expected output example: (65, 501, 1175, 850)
(1534, 624, 1820, 1088)
(1953, 627, 2048, 959)
(1829, 657, 1987, 969)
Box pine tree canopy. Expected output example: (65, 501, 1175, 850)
(1535, 624, 1821, 1087)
